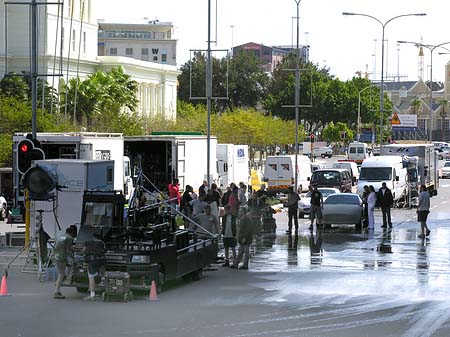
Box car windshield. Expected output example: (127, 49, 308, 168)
(311, 171, 340, 184)
(444, 162, 450, 167)
(325, 195, 360, 205)
(83, 202, 114, 228)
(359, 167, 392, 181)
(319, 189, 338, 197)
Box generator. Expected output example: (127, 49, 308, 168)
(102, 271, 133, 302)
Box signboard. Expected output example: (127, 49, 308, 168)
(390, 113, 417, 127)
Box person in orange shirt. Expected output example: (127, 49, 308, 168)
(167, 178, 180, 212)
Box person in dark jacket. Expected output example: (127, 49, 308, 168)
(378, 182, 394, 228)
(84, 233, 106, 300)
(221, 205, 237, 267)
(230, 208, 256, 270)
(180, 185, 194, 227)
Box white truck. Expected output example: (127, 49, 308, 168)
(264, 155, 312, 194)
(30, 159, 115, 238)
(357, 155, 408, 204)
(13, 132, 133, 204)
(347, 142, 370, 164)
(124, 134, 218, 192)
(216, 144, 249, 189)
(380, 143, 438, 196)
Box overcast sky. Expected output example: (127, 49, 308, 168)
(96, 0, 450, 83)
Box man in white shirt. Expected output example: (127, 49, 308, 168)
(417, 184, 431, 239)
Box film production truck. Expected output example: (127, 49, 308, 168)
(13, 132, 133, 204)
(124, 133, 218, 192)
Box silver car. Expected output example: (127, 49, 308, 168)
(298, 188, 340, 218)
(322, 193, 363, 229)
(441, 161, 450, 179)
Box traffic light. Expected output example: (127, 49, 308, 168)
(16, 137, 45, 175)
(310, 133, 315, 143)
(22, 165, 58, 200)
(340, 131, 346, 140)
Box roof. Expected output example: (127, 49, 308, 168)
(381, 81, 418, 91)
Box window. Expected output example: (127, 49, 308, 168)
(268, 164, 277, 171)
(418, 119, 426, 131)
(357, 147, 364, 154)
(126, 48, 133, 56)
(109, 48, 117, 55)
(437, 119, 450, 130)
(72, 29, 76, 50)
(141, 48, 148, 56)
(161, 49, 167, 63)
(359, 167, 392, 181)
(61, 27, 65, 51)
(349, 147, 356, 153)
(83, 32, 86, 53)
(324, 195, 360, 205)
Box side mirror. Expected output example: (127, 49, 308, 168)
(307, 177, 310, 181)
(395, 176, 399, 182)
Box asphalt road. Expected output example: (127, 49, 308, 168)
(2, 159, 450, 337)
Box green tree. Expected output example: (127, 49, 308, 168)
(322, 121, 354, 144)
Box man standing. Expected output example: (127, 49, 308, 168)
(51, 227, 76, 299)
(230, 208, 256, 270)
(417, 184, 431, 239)
(83, 233, 106, 300)
(378, 182, 394, 228)
(167, 178, 180, 211)
(198, 180, 208, 198)
(286, 187, 300, 235)
(309, 184, 323, 230)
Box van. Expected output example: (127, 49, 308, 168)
(332, 161, 360, 185)
(310, 169, 352, 192)
(264, 155, 312, 194)
(357, 155, 407, 202)
(348, 142, 370, 164)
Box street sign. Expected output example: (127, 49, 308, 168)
(390, 113, 417, 127)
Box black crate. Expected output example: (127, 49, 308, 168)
(102, 272, 133, 302)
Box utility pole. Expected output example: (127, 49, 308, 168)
(31, 0, 38, 139)
(206, 0, 212, 186)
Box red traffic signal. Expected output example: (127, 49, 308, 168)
(310, 133, 315, 143)
(16, 138, 45, 175)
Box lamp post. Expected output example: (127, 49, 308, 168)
(358, 86, 373, 141)
(398, 40, 450, 141)
(294, 0, 301, 192)
(343, 12, 426, 144)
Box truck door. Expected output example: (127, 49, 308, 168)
(174, 141, 186, 189)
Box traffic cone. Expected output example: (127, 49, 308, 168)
(148, 280, 159, 301)
(0, 274, 10, 297)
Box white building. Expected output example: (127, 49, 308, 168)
(0, 0, 179, 119)
(98, 21, 177, 66)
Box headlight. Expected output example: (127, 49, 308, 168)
(131, 255, 150, 263)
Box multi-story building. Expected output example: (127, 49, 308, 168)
(232, 42, 309, 73)
(98, 20, 177, 66)
(0, 0, 179, 119)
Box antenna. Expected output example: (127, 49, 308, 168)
(418, 37, 424, 80)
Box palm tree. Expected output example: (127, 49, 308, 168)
(410, 98, 422, 114)
(440, 99, 449, 141)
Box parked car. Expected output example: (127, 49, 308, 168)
(313, 147, 333, 158)
(436, 148, 450, 160)
(440, 161, 450, 179)
(321, 193, 364, 229)
(371, 146, 381, 156)
(298, 188, 340, 218)
(310, 169, 352, 192)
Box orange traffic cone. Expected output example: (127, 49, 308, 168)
(148, 280, 159, 301)
(0, 274, 10, 297)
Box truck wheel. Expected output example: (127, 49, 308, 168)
(191, 268, 203, 281)
(76, 287, 88, 293)
(321, 154, 326, 158)
(299, 212, 304, 219)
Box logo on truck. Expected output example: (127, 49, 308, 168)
(95, 150, 111, 160)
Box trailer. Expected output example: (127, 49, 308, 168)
(69, 189, 218, 293)
(124, 134, 218, 192)
(381, 143, 438, 196)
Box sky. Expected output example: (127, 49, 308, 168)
(95, 0, 450, 83)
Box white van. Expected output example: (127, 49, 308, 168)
(348, 142, 370, 164)
(264, 155, 312, 194)
(332, 161, 360, 185)
(357, 155, 407, 202)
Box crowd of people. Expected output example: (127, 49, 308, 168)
(167, 179, 269, 269)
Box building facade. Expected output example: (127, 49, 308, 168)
(232, 42, 309, 73)
(98, 21, 177, 66)
(0, 0, 179, 120)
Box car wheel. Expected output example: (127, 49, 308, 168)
(327, 155, 332, 158)
(299, 212, 304, 219)
(439, 155, 443, 160)
(321, 154, 326, 158)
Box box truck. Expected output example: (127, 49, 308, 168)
(380, 143, 438, 196)
(29, 159, 114, 238)
(216, 144, 249, 188)
(13, 132, 133, 204)
(124, 134, 218, 192)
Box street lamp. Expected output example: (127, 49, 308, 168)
(398, 40, 450, 141)
(343, 12, 426, 144)
(358, 86, 374, 141)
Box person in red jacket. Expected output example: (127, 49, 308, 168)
(168, 178, 180, 211)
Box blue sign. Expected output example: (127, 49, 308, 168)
(237, 148, 245, 158)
